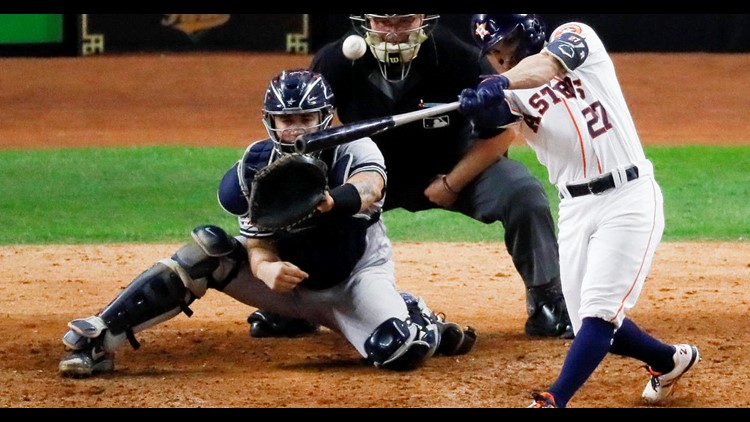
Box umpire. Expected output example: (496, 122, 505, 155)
(249, 14, 573, 339)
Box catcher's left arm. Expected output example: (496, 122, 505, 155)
(248, 152, 385, 231)
(316, 170, 385, 216)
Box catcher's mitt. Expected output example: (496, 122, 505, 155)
(248, 154, 328, 231)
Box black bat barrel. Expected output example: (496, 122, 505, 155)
(295, 101, 459, 154)
(295, 118, 395, 154)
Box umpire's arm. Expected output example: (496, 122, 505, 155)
(425, 125, 518, 208)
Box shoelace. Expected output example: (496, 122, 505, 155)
(643, 365, 664, 389)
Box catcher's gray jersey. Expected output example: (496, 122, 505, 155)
(220, 136, 408, 358)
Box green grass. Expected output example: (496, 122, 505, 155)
(0, 146, 242, 244)
(0, 145, 747, 245)
(385, 145, 750, 242)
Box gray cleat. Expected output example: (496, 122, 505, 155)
(59, 345, 114, 378)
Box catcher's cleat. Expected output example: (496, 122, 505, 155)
(247, 310, 319, 338)
(59, 345, 114, 378)
(435, 314, 477, 356)
(527, 392, 557, 408)
(642, 344, 700, 405)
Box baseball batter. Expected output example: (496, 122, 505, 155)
(459, 14, 701, 408)
(57, 69, 476, 378)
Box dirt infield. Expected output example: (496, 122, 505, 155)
(0, 52, 748, 408)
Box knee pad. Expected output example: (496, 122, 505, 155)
(364, 317, 439, 371)
(168, 224, 247, 294)
(401, 292, 437, 326)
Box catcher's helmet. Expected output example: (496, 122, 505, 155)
(262, 69, 335, 154)
(350, 14, 439, 82)
(471, 14, 546, 59)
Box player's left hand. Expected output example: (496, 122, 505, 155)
(424, 175, 459, 209)
(458, 88, 483, 116)
(459, 75, 510, 116)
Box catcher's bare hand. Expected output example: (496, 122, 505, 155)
(256, 261, 309, 293)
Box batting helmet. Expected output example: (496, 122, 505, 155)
(471, 14, 546, 59)
(350, 14, 439, 82)
(262, 69, 335, 154)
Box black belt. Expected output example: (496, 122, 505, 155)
(563, 165, 640, 199)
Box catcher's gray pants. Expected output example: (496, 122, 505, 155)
(222, 221, 410, 358)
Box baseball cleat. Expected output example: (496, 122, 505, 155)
(527, 392, 557, 408)
(642, 344, 700, 405)
(525, 282, 574, 339)
(525, 302, 574, 339)
(59, 345, 114, 378)
(247, 310, 319, 338)
(435, 317, 477, 356)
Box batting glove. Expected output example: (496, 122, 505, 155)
(458, 88, 483, 116)
(478, 74, 510, 92)
(459, 75, 510, 116)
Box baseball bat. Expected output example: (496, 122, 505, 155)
(295, 101, 459, 154)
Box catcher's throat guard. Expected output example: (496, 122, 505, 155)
(243, 154, 329, 231)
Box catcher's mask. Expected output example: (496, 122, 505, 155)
(471, 14, 546, 61)
(350, 14, 438, 82)
(263, 69, 335, 155)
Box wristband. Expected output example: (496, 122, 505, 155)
(441, 175, 459, 195)
(329, 183, 362, 216)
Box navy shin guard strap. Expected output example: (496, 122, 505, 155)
(125, 329, 140, 350)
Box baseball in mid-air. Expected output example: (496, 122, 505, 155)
(342, 35, 367, 60)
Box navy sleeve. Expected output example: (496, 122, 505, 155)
(217, 162, 249, 216)
(546, 32, 590, 71)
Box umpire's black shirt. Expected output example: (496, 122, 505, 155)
(311, 25, 501, 211)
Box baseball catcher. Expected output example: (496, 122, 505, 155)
(58, 69, 476, 378)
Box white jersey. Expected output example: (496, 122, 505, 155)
(501, 22, 666, 334)
(505, 22, 647, 186)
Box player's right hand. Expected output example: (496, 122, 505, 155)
(477, 74, 510, 98)
(257, 261, 309, 293)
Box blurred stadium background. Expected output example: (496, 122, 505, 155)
(1, 14, 748, 58)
